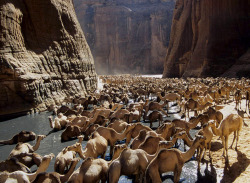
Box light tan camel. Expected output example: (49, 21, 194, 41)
(67, 132, 108, 159)
(123, 108, 141, 123)
(145, 135, 206, 183)
(196, 123, 214, 169)
(130, 129, 148, 149)
(32, 158, 79, 183)
(54, 147, 77, 174)
(110, 109, 130, 120)
(196, 102, 213, 115)
(0, 157, 31, 173)
(93, 124, 135, 156)
(68, 144, 127, 183)
(0, 131, 36, 145)
(107, 119, 129, 133)
(184, 99, 199, 118)
(8, 135, 46, 167)
(138, 136, 165, 154)
(209, 114, 243, 161)
(0, 153, 54, 183)
(49, 113, 69, 131)
(82, 124, 100, 140)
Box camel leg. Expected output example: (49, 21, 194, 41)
(126, 134, 132, 145)
(225, 136, 229, 161)
(208, 142, 212, 159)
(108, 162, 121, 183)
(235, 130, 240, 151)
(174, 165, 182, 183)
(230, 131, 236, 149)
(159, 108, 168, 117)
(221, 136, 225, 157)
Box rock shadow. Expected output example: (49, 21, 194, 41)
(221, 150, 250, 183)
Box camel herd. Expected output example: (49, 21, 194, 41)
(0, 75, 249, 183)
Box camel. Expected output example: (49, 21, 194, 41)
(68, 144, 127, 183)
(184, 98, 199, 118)
(234, 89, 242, 110)
(0, 131, 36, 145)
(0, 157, 31, 173)
(8, 135, 46, 167)
(209, 114, 243, 161)
(32, 158, 79, 183)
(61, 125, 82, 142)
(108, 148, 156, 183)
(196, 123, 214, 169)
(170, 115, 202, 140)
(54, 146, 77, 174)
(125, 123, 153, 145)
(144, 100, 169, 117)
(138, 136, 165, 154)
(123, 108, 141, 123)
(0, 153, 54, 183)
(67, 132, 108, 159)
(130, 129, 148, 150)
(145, 135, 206, 183)
(49, 113, 69, 131)
(143, 111, 163, 128)
(93, 124, 135, 156)
(82, 124, 100, 140)
(204, 107, 223, 127)
(107, 119, 129, 133)
(196, 102, 213, 115)
(110, 109, 130, 120)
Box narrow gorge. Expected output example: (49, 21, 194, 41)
(74, 0, 175, 74)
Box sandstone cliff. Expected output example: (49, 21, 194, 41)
(74, 0, 175, 75)
(163, 0, 250, 78)
(0, 0, 97, 117)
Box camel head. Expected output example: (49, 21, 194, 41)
(37, 135, 46, 141)
(113, 144, 127, 159)
(172, 131, 187, 139)
(194, 135, 206, 144)
(67, 143, 82, 153)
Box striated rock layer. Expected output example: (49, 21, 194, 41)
(0, 0, 97, 117)
(163, 0, 250, 78)
(74, 0, 175, 75)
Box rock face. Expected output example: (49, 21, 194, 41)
(74, 0, 175, 75)
(0, 0, 97, 117)
(163, 0, 250, 78)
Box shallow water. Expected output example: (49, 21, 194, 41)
(0, 110, 222, 182)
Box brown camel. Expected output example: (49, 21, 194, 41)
(184, 98, 199, 118)
(108, 148, 156, 183)
(209, 114, 243, 161)
(145, 135, 206, 183)
(110, 109, 130, 120)
(170, 115, 202, 140)
(196, 123, 214, 169)
(82, 124, 100, 140)
(204, 107, 223, 127)
(8, 135, 46, 167)
(0, 153, 54, 183)
(143, 111, 163, 128)
(68, 144, 127, 183)
(54, 146, 77, 174)
(234, 89, 242, 110)
(67, 132, 108, 159)
(32, 158, 79, 183)
(0, 131, 36, 145)
(144, 100, 169, 117)
(130, 129, 148, 149)
(125, 123, 153, 145)
(93, 124, 135, 156)
(61, 125, 82, 142)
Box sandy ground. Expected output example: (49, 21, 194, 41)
(201, 100, 250, 183)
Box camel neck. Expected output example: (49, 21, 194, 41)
(182, 140, 200, 162)
(188, 118, 200, 129)
(211, 125, 221, 136)
(27, 159, 51, 182)
(32, 138, 42, 151)
(78, 148, 86, 159)
(60, 160, 78, 182)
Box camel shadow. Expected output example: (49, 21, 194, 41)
(210, 141, 223, 151)
(196, 160, 217, 183)
(220, 150, 250, 183)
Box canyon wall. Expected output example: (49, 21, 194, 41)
(74, 0, 175, 75)
(163, 0, 250, 78)
(0, 0, 97, 117)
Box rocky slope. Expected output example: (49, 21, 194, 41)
(0, 0, 97, 117)
(163, 0, 250, 78)
(74, 0, 175, 74)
